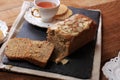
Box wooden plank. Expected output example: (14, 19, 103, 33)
(87, 0, 120, 64)
(0, 7, 21, 28)
(0, 71, 51, 80)
(0, 0, 33, 11)
(87, 1, 120, 80)
(0, 0, 113, 11)
(0, 0, 23, 11)
(0, 0, 33, 27)
(60, 0, 115, 8)
(0, 0, 114, 27)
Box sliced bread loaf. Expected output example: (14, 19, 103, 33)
(47, 14, 97, 63)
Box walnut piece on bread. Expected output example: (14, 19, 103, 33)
(47, 14, 97, 63)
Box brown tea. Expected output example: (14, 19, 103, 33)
(37, 2, 56, 8)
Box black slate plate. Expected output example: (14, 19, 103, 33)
(2, 7, 100, 79)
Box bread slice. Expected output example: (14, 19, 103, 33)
(27, 41, 54, 67)
(47, 14, 97, 63)
(5, 38, 32, 60)
(5, 38, 54, 67)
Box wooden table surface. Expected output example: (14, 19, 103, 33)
(0, 0, 120, 80)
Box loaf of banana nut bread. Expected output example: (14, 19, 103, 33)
(47, 14, 97, 63)
(5, 38, 54, 67)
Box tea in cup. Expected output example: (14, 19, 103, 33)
(34, 0, 60, 22)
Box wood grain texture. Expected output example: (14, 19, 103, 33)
(88, 1, 120, 80)
(86, 0, 120, 63)
(0, 0, 33, 28)
(0, 7, 21, 29)
(0, 71, 53, 80)
(0, 0, 119, 80)
(0, 0, 114, 27)
(60, 0, 115, 8)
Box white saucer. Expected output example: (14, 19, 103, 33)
(102, 51, 120, 80)
(24, 6, 60, 28)
(0, 20, 8, 44)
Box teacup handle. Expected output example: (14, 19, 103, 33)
(31, 8, 41, 18)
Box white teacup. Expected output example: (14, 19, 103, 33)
(34, 0, 60, 23)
